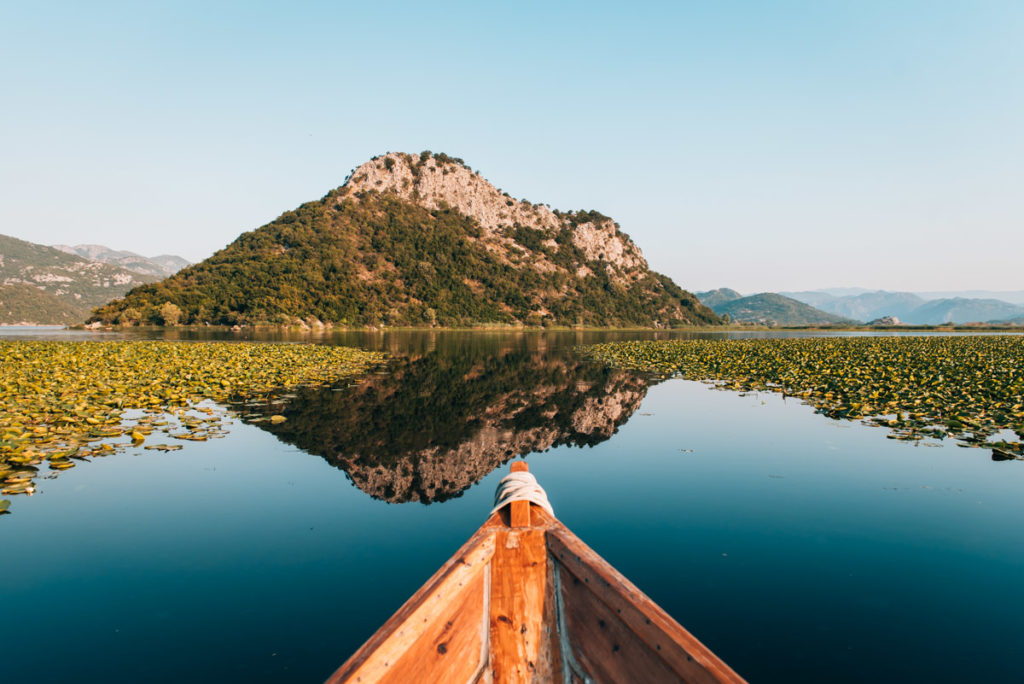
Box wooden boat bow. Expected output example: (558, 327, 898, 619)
(327, 461, 746, 683)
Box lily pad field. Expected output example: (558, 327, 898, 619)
(0, 341, 384, 506)
(582, 335, 1024, 457)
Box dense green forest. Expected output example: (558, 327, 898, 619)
(90, 190, 719, 328)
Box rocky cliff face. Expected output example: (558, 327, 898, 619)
(342, 152, 648, 282)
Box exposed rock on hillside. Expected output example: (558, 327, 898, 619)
(867, 316, 902, 326)
(91, 151, 719, 328)
(344, 152, 648, 278)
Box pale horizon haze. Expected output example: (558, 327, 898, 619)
(1, 1, 1021, 293)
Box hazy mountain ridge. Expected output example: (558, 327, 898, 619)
(780, 290, 925, 322)
(907, 298, 1024, 325)
(784, 289, 1024, 324)
(90, 151, 719, 328)
(0, 234, 158, 324)
(52, 244, 190, 277)
(806, 287, 1024, 305)
(703, 292, 856, 326)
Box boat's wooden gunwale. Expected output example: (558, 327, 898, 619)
(327, 463, 747, 684)
(326, 515, 501, 684)
(542, 509, 746, 684)
(489, 526, 557, 682)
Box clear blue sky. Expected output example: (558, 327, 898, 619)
(1, 1, 1021, 292)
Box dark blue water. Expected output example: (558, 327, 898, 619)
(2, 330, 1022, 682)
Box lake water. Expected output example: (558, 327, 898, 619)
(2, 329, 1023, 683)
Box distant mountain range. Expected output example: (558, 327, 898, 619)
(696, 289, 854, 326)
(0, 234, 188, 324)
(781, 290, 925, 321)
(698, 287, 1024, 326)
(804, 287, 1024, 305)
(781, 290, 1024, 325)
(52, 244, 189, 277)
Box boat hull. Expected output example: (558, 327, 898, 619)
(328, 500, 745, 683)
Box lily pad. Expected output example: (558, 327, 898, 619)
(0, 340, 385, 499)
(582, 336, 1024, 455)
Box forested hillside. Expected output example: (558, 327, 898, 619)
(91, 152, 719, 328)
(713, 293, 856, 326)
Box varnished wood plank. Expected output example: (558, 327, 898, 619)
(533, 548, 565, 683)
(327, 516, 501, 683)
(329, 479, 746, 684)
(509, 461, 531, 528)
(544, 513, 746, 684)
(371, 570, 487, 684)
(488, 528, 547, 683)
(557, 561, 684, 683)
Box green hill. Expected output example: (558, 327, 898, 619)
(713, 293, 858, 326)
(0, 234, 158, 324)
(696, 288, 743, 309)
(0, 283, 83, 325)
(90, 152, 720, 328)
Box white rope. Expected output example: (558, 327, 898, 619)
(490, 470, 554, 517)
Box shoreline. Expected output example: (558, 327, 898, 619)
(1, 322, 1019, 333)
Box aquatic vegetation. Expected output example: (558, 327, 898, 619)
(581, 336, 1024, 457)
(0, 341, 384, 505)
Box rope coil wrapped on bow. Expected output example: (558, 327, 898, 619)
(490, 469, 554, 517)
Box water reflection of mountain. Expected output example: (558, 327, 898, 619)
(251, 349, 652, 503)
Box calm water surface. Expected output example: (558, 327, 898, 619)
(2, 329, 1022, 683)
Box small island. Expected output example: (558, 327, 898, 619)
(87, 151, 719, 329)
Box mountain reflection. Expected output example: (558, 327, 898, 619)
(246, 345, 652, 503)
